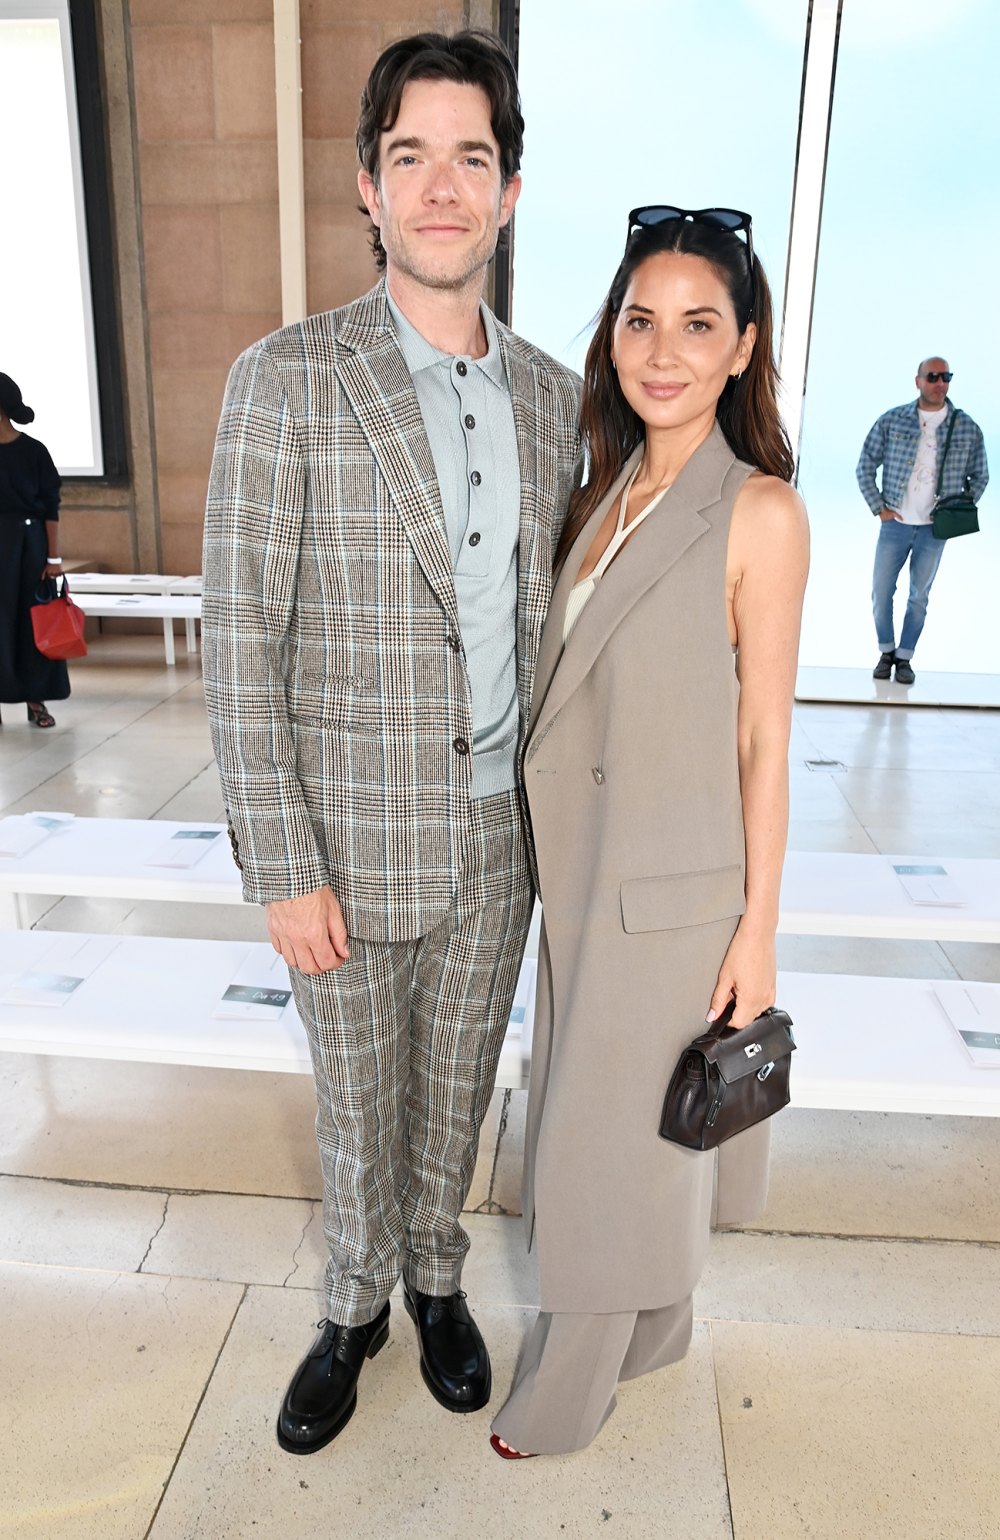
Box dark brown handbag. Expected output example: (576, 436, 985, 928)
(659, 1002, 796, 1151)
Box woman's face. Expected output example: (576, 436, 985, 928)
(610, 250, 756, 432)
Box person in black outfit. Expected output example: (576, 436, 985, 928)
(0, 373, 69, 728)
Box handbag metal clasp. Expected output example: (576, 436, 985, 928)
(744, 1042, 762, 1058)
(756, 1061, 775, 1082)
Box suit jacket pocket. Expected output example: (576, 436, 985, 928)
(620, 865, 746, 934)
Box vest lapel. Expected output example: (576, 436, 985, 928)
(336, 285, 459, 630)
(527, 424, 736, 758)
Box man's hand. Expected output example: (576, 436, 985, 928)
(266, 886, 350, 975)
(879, 508, 902, 521)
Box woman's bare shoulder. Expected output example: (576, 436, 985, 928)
(733, 470, 808, 534)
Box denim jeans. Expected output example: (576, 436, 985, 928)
(871, 520, 945, 660)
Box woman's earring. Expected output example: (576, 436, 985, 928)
(611, 358, 618, 372)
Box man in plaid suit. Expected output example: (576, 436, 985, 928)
(202, 31, 581, 1454)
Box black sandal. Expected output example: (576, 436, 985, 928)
(27, 703, 56, 729)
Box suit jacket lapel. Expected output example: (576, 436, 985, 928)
(527, 424, 736, 757)
(498, 331, 557, 730)
(336, 283, 459, 629)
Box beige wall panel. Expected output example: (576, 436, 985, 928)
(131, 0, 272, 22)
(151, 369, 230, 476)
(212, 22, 277, 140)
(140, 141, 279, 206)
(220, 205, 282, 313)
(158, 471, 215, 526)
(301, 1, 464, 25)
(150, 311, 281, 371)
(306, 205, 379, 313)
(132, 26, 214, 142)
(56, 508, 134, 568)
(162, 521, 210, 575)
(303, 138, 360, 205)
(300, 23, 383, 141)
(143, 206, 224, 314)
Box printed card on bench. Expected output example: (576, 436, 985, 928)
(0, 812, 74, 859)
(2, 935, 120, 1007)
(145, 828, 223, 869)
(932, 985, 1000, 1069)
(213, 950, 292, 1022)
(891, 862, 965, 907)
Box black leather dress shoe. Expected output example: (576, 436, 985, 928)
(276, 1302, 390, 1454)
(894, 658, 915, 684)
(873, 651, 895, 680)
(402, 1282, 491, 1412)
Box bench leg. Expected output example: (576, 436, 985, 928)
(184, 617, 196, 653)
(0, 893, 22, 928)
(162, 617, 176, 667)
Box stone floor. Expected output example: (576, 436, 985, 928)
(2, 636, 1000, 1539)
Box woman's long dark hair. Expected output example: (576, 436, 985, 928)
(557, 219, 793, 565)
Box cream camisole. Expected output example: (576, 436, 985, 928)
(562, 462, 671, 643)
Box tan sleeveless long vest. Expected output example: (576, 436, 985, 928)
(522, 423, 771, 1314)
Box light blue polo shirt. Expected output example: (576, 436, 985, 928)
(387, 292, 521, 800)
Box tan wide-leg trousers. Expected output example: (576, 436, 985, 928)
(491, 1294, 694, 1455)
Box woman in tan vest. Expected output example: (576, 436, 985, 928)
(490, 209, 809, 1458)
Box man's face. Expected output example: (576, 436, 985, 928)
(916, 358, 951, 410)
(358, 78, 520, 294)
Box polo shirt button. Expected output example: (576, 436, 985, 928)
(456, 361, 468, 377)
(465, 414, 476, 430)
(453, 736, 470, 755)
(470, 470, 482, 486)
(469, 531, 481, 547)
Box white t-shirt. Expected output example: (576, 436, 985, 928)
(898, 406, 946, 524)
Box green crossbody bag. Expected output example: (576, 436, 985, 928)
(932, 409, 979, 541)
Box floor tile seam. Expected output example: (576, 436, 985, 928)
(137, 1192, 172, 1272)
(141, 1282, 249, 1540)
(0, 1171, 322, 1202)
(147, 757, 224, 820)
(731, 1226, 1000, 1250)
(706, 1321, 737, 1540)
(701, 1314, 1000, 1345)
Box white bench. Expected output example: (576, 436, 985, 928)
(72, 590, 202, 667)
(2, 824, 999, 943)
(2, 817, 998, 1113)
(0, 931, 534, 1091)
(0, 930, 994, 1114)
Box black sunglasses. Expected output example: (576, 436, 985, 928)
(627, 205, 756, 321)
(923, 371, 953, 383)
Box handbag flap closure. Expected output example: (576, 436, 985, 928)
(695, 1009, 795, 1084)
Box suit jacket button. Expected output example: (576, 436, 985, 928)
(446, 635, 461, 652)
(453, 736, 470, 755)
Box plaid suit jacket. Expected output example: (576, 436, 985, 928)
(202, 279, 582, 939)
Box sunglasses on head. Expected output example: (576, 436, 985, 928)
(923, 371, 953, 383)
(627, 206, 756, 321)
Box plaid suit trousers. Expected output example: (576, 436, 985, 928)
(290, 789, 532, 1325)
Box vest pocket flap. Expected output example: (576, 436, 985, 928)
(620, 865, 746, 934)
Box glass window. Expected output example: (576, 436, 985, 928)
(0, 2, 103, 474)
(512, 0, 807, 373)
(796, 0, 998, 672)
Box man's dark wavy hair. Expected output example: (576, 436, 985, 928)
(356, 30, 523, 270)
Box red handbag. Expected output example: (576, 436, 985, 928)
(30, 576, 88, 660)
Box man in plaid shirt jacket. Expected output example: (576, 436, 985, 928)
(203, 33, 581, 1454)
(857, 357, 988, 684)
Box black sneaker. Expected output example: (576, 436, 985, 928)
(873, 652, 895, 680)
(894, 658, 915, 685)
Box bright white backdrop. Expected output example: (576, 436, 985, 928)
(512, 0, 999, 675)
